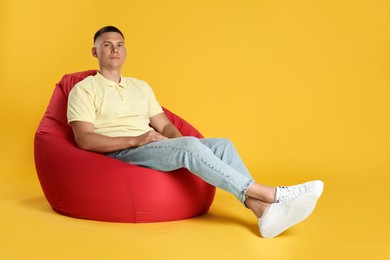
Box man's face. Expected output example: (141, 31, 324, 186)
(92, 32, 127, 70)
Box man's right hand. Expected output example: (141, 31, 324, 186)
(130, 130, 168, 147)
(69, 121, 168, 153)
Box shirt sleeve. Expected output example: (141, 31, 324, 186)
(67, 83, 96, 125)
(144, 82, 164, 117)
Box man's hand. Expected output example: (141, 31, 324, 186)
(131, 130, 168, 147)
(69, 114, 180, 153)
(70, 121, 166, 153)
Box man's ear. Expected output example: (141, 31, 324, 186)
(92, 47, 98, 57)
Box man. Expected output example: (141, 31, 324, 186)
(67, 26, 324, 238)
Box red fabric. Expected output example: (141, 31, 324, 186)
(34, 70, 215, 222)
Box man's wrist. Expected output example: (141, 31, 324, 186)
(125, 136, 135, 149)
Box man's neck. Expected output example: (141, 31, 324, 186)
(99, 68, 121, 84)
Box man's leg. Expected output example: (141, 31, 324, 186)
(106, 136, 323, 238)
(107, 136, 254, 204)
(197, 138, 253, 178)
(183, 138, 323, 238)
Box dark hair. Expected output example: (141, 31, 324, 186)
(94, 26, 125, 44)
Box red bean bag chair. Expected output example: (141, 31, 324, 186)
(34, 70, 215, 223)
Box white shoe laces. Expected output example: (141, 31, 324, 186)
(277, 185, 306, 203)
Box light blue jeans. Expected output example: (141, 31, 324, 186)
(106, 137, 255, 205)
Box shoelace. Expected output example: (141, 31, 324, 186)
(277, 185, 306, 203)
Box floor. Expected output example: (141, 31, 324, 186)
(1, 164, 389, 260)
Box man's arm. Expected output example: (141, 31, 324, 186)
(149, 112, 183, 138)
(70, 121, 167, 153)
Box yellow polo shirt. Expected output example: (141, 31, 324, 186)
(67, 72, 163, 137)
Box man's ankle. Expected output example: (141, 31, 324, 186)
(246, 198, 270, 218)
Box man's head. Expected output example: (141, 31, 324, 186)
(93, 26, 124, 46)
(92, 26, 126, 70)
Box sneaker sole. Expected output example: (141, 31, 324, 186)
(260, 193, 317, 238)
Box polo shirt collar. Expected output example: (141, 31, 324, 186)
(96, 72, 126, 88)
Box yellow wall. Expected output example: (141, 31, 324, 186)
(1, 0, 390, 259)
(1, 0, 389, 182)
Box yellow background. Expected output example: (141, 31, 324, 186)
(1, 0, 389, 259)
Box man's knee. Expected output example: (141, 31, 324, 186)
(214, 138, 234, 149)
(179, 136, 202, 149)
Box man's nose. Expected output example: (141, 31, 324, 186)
(111, 46, 118, 53)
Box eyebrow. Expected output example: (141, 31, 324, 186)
(101, 40, 125, 45)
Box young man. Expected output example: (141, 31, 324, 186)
(67, 26, 324, 238)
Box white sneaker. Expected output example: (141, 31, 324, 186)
(275, 180, 324, 202)
(259, 193, 317, 238)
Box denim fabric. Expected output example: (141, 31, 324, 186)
(106, 137, 255, 205)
